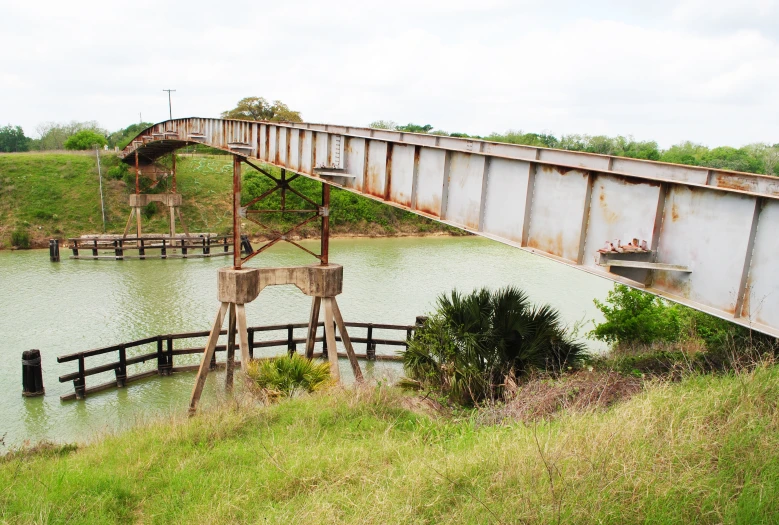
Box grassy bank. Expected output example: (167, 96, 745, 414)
(2, 365, 778, 524)
(0, 152, 457, 248)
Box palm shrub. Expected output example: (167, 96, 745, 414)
(246, 353, 331, 398)
(402, 286, 588, 405)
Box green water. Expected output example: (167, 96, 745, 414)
(0, 236, 611, 448)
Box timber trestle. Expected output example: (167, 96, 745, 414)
(56, 320, 416, 401)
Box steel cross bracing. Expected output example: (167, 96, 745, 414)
(237, 158, 330, 267)
(120, 118, 779, 338)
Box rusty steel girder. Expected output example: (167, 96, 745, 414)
(120, 118, 779, 338)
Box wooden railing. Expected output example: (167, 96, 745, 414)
(56, 321, 416, 401)
(68, 234, 234, 260)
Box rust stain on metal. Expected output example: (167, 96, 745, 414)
(384, 142, 393, 201)
(671, 203, 680, 222)
(527, 233, 565, 258)
(715, 175, 754, 193)
(597, 186, 620, 224)
(416, 195, 442, 218)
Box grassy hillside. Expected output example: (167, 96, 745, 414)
(2, 365, 778, 524)
(0, 152, 456, 248)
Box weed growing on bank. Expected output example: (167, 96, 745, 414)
(1, 365, 778, 523)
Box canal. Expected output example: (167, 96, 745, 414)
(0, 236, 612, 448)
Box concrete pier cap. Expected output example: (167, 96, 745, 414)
(217, 264, 343, 303)
(129, 193, 183, 207)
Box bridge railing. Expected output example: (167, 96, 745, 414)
(68, 234, 233, 260)
(56, 321, 416, 401)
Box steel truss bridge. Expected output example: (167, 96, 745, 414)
(120, 118, 779, 338)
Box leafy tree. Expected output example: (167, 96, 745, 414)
(63, 130, 107, 150)
(221, 97, 302, 122)
(488, 130, 558, 148)
(591, 285, 681, 346)
(590, 284, 773, 351)
(402, 286, 587, 404)
(369, 120, 398, 130)
(35, 121, 106, 150)
(107, 122, 153, 149)
(396, 123, 434, 133)
(0, 125, 30, 152)
(744, 143, 779, 176)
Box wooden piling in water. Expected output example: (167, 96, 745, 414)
(49, 239, 60, 262)
(22, 349, 45, 397)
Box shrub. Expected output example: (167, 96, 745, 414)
(11, 229, 30, 249)
(106, 162, 129, 180)
(591, 284, 778, 358)
(63, 130, 107, 150)
(590, 285, 681, 346)
(142, 202, 157, 219)
(246, 354, 331, 398)
(402, 286, 588, 405)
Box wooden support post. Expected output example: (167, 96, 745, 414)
(166, 336, 174, 370)
(71, 239, 79, 257)
(123, 207, 135, 238)
(139, 238, 146, 259)
(91, 239, 98, 257)
(366, 324, 376, 361)
(189, 302, 229, 414)
(331, 298, 363, 382)
(75, 356, 86, 400)
(21, 349, 45, 397)
(287, 324, 295, 356)
(169, 205, 176, 240)
(305, 296, 321, 359)
(322, 298, 340, 381)
(156, 337, 169, 376)
(136, 207, 142, 240)
(248, 328, 255, 359)
(236, 304, 251, 372)
(49, 239, 60, 262)
(225, 303, 237, 391)
(209, 345, 217, 370)
(161, 238, 167, 257)
(116, 346, 127, 387)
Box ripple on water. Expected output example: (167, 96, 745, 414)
(0, 237, 611, 447)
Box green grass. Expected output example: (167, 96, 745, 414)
(0, 152, 456, 248)
(2, 365, 778, 523)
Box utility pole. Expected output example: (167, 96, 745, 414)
(95, 146, 106, 233)
(162, 89, 176, 120)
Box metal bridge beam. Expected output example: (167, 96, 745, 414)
(120, 118, 779, 338)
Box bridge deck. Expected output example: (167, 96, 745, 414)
(121, 118, 779, 338)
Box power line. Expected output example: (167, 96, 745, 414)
(162, 89, 176, 120)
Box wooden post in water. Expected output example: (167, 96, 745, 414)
(22, 350, 44, 397)
(49, 239, 60, 262)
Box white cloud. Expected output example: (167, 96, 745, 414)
(1, 0, 777, 147)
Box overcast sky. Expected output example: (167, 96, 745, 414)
(1, 0, 777, 148)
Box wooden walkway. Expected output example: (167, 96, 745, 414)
(57, 321, 415, 401)
(68, 234, 235, 260)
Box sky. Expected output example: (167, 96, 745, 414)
(1, 0, 778, 148)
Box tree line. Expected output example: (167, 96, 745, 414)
(2, 92, 776, 177)
(0, 121, 155, 153)
(370, 121, 779, 177)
